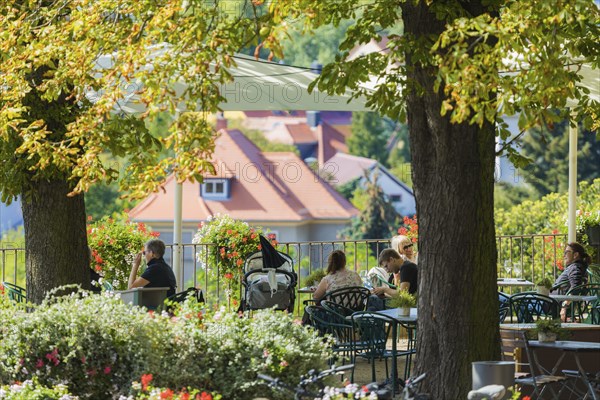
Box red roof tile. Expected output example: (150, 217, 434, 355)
(129, 129, 357, 223)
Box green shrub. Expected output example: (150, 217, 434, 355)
(0, 290, 168, 398)
(0, 289, 331, 400)
(157, 299, 332, 400)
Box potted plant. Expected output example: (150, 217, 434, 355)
(535, 277, 553, 296)
(388, 291, 416, 316)
(576, 209, 600, 246)
(531, 318, 567, 343)
(304, 269, 326, 289)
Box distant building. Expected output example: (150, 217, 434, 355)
(129, 127, 358, 245)
(324, 153, 416, 217)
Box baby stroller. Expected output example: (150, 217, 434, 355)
(240, 236, 297, 312)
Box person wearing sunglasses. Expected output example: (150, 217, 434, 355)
(552, 242, 591, 321)
(391, 235, 417, 264)
(128, 239, 177, 297)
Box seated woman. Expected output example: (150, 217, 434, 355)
(552, 242, 591, 321)
(312, 250, 362, 300)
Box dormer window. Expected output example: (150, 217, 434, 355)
(201, 178, 231, 200)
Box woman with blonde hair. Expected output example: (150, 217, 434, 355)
(390, 235, 417, 286)
(391, 235, 417, 263)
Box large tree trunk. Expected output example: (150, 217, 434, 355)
(402, 2, 500, 398)
(22, 179, 90, 304)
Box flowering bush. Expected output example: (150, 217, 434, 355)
(0, 289, 168, 399)
(192, 214, 265, 304)
(0, 288, 331, 400)
(156, 299, 331, 400)
(87, 214, 159, 290)
(0, 378, 77, 399)
(397, 215, 418, 243)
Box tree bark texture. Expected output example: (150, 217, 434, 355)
(22, 179, 90, 304)
(402, 2, 500, 399)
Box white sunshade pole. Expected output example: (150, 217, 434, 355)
(568, 112, 578, 243)
(173, 181, 183, 289)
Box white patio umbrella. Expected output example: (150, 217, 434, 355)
(89, 47, 375, 285)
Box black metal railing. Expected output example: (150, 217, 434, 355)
(1, 234, 569, 312)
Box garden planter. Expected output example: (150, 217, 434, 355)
(536, 286, 550, 296)
(586, 225, 600, 246)
(538, 331, 557, 343)
(399, 307, 410, 316)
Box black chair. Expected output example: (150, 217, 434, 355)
(551, 280, 571, 295)
(509, 292, 559, 323)
(321, 299, 355, 318)
(499, 291, 510, 308)
(164, 287, 204, 313)
(566, 283, 600, 322)
(350, 312, 415, 385)
(499, 306, 510, 323)
(304, 305, 354, 364)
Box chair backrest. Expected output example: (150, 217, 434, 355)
(2, 282, 26, 303)
(567, 283, 600, 296)
(350, 312, 392, 357)
(509, 292, 559, 323)
(323, 286, 371, 312)
(498, 292, 510, 308)
(376, 275, 397, 289)
(551, 280, 571, 295)
(321, 300, 355, 318)
(499, 306, 510, 323)
(304, 305, 352, 342)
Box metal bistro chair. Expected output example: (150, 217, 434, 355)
(509, 292, 559, 323)
(350, 312, 415, 385)
(566, 283, 600, 323)
(2, 282, 27, 303)
(500, 330, 569, 399)
(304, 305, 354, 365)
(499, 306, 510, 323)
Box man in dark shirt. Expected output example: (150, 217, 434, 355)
(128, 239, 177, 297)
(373, 248, 418, 296)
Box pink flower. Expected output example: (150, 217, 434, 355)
(103, 366, 111, 374)
(279, 360, 289, 367)
(35, 359, 44, 369)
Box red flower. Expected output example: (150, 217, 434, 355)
(138, 222, 147, 233)
(180, 392, 190, 400)
(398, 227, 408, 235)
(236, 258, 243, 266)
(35, 359, 44, 369)
(0, 284, 4, 295)
(87, 215, 93, 221)
(522, 397, 531, 400)
(224, 272, 234, 280)
(199, 392, 212, 400)
(160, 388, 174, 399)
(257, 244, 262, 250)
(95, 264, 102, 272)
(141, 373, 153, 391)
(150, 231, 160, 237)
(103, 366, 111, 374)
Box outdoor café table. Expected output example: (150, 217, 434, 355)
(528, 340, 600, 400)
(115, 287, 170, 310)
(374, 308, 418, 395)
(497, 278, 535, 288)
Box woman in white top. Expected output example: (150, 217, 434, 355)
(313, 250, 362, 300)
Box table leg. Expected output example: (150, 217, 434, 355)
(574, 353, 598, 400)
(391, 322, 399, 396)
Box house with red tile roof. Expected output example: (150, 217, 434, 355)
(129, 127, 358, 245)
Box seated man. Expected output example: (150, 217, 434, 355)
(372, 248, 418, 297)
(128, 239, 177, 297)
